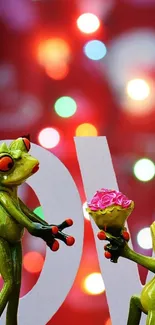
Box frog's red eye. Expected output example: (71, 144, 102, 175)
(0, 156, 14, 172)
(23, 138, 31, 152)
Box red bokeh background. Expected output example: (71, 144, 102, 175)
(1, 0, 155, 324)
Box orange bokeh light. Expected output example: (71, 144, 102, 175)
(76, 123, 98, 136)
(45, 61, 69, 80)
(37, 38, 71, 66)
(105, 318, 112, 325)
(23, 251, 44, 273)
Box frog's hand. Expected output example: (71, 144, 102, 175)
(150, 221, 155, 252)
(18, 198, 48, 226)
(0, 192, 39, 233)
(97, 230, 129, 263)
(47, 219, 75, 251)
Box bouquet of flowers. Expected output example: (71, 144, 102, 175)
(86, 189, 134, 262)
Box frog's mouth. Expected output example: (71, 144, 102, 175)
(32, 163, 39, 174)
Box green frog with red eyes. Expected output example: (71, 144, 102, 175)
(0, 136, 75, 325)
(87, 188, 155, 325)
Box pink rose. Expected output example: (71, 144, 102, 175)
(87, 189, 132, 211)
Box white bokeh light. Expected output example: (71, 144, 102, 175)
(77, 13, 100, 34)
(104, 29, 155, 90)
(38, 127, 60, 149)
(83, 272, 105, 295)
(133, 158, 155, 182)
(137, 227, 152, 249)
(126, 78, 150, 101)
(83, 202, 90, 220)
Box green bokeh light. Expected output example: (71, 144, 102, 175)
(33, 206, 45, 220)
(54, 96, 77, 118)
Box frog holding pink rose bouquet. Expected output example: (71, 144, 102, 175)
(86, 188, 155, 325)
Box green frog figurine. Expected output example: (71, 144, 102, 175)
(87, 188, 155, 325)
(0, 136, 75, 325)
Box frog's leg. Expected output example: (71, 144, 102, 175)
(0, 237, 14, 316)
(6, 241, 22, 325)
(127, 295, 143, 325)
(146, 310, 155, 325)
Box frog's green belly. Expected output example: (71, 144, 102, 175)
(0, 212, 24, 243)
(140, 277, 155, 313)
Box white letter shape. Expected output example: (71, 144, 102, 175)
(75, 136, 148, 325)
(1, 141, 84, 325)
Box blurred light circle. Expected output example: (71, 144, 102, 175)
(23, 251, 44, 273)
(0, 93, 43, 130)
(104, 30, 155, 91)
(38, 127, 60, 149)
(127, 79, 150, 101)
(0, 64, 16, 89)
(83, 202, 90, 220)
(54, 96, 77, 118)
(45, 62, 69, 80)
(77, 13, 100, 34)
(38, 38, 71, 66)
(137, 227, 152, 249)
(83, 272, 105, 295)
(105, 319, 112, 325)
(133, 158, 155, 182)
(84, 40, 107, 60)
(0, 0, 37, 31)
(20, 94, 43, 119)
(33, 206, 45, 220)
(76, 123, 98, 136)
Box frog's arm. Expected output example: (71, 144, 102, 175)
(0, 192, 39, 234)
(18, 198, 48, 226)
(122, 245, 155, 273)
(121, 221, 155, 273)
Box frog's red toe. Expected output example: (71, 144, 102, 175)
(51, 240, 59, 251)
(65, 219, 73, 226)
(104, 251, 112, 259)
(97, 231, 107, 240)
(122, 231, 130, 241)
(66, 236, 75, 246)
(51, 226, 59, 235)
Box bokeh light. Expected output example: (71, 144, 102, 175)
(104, 30, 155, 91)
(133, 158, 155, 182)
(0, 93, 43, 131)
(137, 227, 152, 249)
(83, 202, 90, 220)
(105, 318, 112, 325)
(37, 38, 71, 67)
(77, 13, 100, 34)
(23, 251, 44, 273)
(83, 272, 105, 295)
(33, 206, 45, 220)
(0, 0, 38, 32)
(0, 63, 16, 89)
(38, 127, 60, 149)
(45, 62, 69, 80)
(76, 123, 98, 136)
(54, 96, 77, 117)
(126, 79, 150, 101)
(84, 40, 107, 60)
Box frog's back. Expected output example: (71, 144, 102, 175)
(0, 203, 24, 243)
